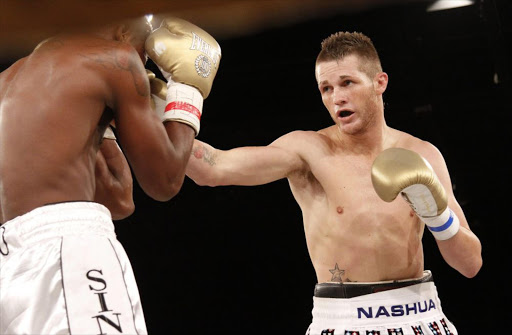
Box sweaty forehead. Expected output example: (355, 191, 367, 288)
(315, 56, 363, 83)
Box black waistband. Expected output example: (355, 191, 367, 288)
(314, 271, 433, 299)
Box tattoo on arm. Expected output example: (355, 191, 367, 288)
(192, 143, 216, 166)
(79, 45, 149, 97)
(113, 48, 148, 97)
(329, 263, 345, 282)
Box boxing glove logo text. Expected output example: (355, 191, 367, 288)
(87, 269, 123, 334)
(190, 33, 221, 66)
(190, 33, 220, 78)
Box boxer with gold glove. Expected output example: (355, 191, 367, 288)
(371, 148, 460, 240)
(145, 17, 221, 136)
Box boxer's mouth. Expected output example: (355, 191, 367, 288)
(338, 110, 354, 118)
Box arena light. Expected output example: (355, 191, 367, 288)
(427, 0, 474, 12)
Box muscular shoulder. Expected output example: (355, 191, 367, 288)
(74, 39, 144, 76)
(392, 129, 445, 166)
(271, 129, 333, 156)
(100, 42, 149, 99)
(268, 129, 335, 179)
(69, 39, 149, 105)
(0, 58, 26, 92)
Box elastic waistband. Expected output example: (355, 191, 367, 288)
(1, 202, 114, 246)
(315, 271, 433, 299)
(312, 280, 444, 327)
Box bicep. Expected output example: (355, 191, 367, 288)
(189, 135, 305, 186)
(222, 145, 304, 185)
(109, 54, 157, 141)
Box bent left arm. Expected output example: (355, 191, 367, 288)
(372, 143, 483, 278)
(425, 145, 482, 278)
(95, 130, 135, 220)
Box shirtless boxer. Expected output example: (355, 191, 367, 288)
(0, 127, 133, 223)
(186, 32, 481, 334)
(0, 16, 220, 334)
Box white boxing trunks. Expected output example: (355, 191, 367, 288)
(0, 202, 147, 335)
(306, 271, 458, 335)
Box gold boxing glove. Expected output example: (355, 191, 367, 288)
(145, 17, 222, 136)
(371, 148, 460, 240)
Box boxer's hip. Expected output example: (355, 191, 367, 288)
(307, 272, 457, 334)
(0, 201, 114, 253)
(314, 271, 434, 299)
(0, 201, 146, 335)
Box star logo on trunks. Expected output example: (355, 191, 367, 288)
(321, 329, 335, 335)
(329, 263, 345, 281)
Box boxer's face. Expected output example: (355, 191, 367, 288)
(316, 54, 387, 135)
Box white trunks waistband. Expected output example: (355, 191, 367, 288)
(0, 202, 115, 247)
(315, 271, 433, 299)
(312, 281, 444, 327)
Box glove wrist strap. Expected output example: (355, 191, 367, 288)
(421, 207, 460, 240)
(162, 80, 203, 136)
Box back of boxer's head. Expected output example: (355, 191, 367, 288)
(316, 31, 382, 78)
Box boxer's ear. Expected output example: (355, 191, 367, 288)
(374, 71, 388, 95)
(114, 24, 130, 43)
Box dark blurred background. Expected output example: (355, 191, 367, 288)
(2, 0, 511, 333)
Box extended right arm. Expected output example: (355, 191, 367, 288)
(186, 132, 307, 187)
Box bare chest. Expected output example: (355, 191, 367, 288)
(290, 155, 422, 282)
(290, 154, 415, 229)
(312, 155, 382, 208)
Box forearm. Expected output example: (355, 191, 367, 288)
(437, 226, 482, 278)
(161, 121, 196, 192)
(430, 198, 482, 278)
(95, 139, 134, 220)
(187, 140, 221, 186)
(187, 140, 295, 187)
